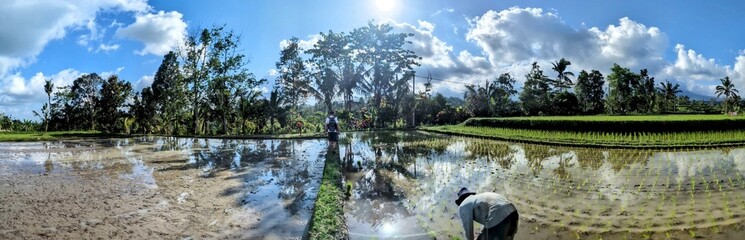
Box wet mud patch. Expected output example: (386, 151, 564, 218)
(0, 137, 325, 239)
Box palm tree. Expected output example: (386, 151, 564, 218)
(551, 58, 574, 91)
(337, 58, 370, 116)
(43, 79, 53, 132)
(657, 80, 681, 112)
(715, 76, 740, 113)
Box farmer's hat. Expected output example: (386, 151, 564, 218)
(455, 187, 476, 206)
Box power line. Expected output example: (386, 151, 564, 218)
(412, 74, 474, 85)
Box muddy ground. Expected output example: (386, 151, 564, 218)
(0, 138, 326, 240)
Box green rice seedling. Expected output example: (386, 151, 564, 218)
(688, 229, 696, 238)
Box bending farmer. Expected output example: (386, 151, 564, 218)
(455, 187, 519, 240)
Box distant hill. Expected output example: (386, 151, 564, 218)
(679, 88, 717, 101)
(446, 97, 465, 107)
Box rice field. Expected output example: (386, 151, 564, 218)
(340, 131, 745, 239)
(425, 125, 745, 148)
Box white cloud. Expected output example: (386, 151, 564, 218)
(101, 66, 125, 79)
(0, 0, 150, 76)
(116, 11, 188, 56)
(133, 75, 154, 92)
(97, 43, 120, 53)
(0, 68, 81, 119)
(465, 8, 668, 75)
(385, 20, 456, 69)
(279, 34, 321, 51)
(267, 69, 279, 77)
(663, 44, 727, 80)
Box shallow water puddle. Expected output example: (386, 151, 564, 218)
(0, 137, 326, 239)
(342, 131, 745, 240)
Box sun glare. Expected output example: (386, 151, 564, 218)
(375, 0, 396, 13)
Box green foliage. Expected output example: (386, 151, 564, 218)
(657, 80, 682, 113)
(715, 76, 740, 113)
(575, 70, 605, 114)
(96, 75, 132, 133)
(151, 51, 188, 134)
(69, 73, 104, 130)
(606, 64, 635, 115)
(464, 73, 518, 118)
(520, 62, 552, 116)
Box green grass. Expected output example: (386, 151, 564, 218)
(485, 114, 744, 121)
(0, 131, 116, 141)
(307, 144, 348, 239)
(463, 114, 745, 133)
(0, 131, 328, 142)
(423, 125, 745, 148)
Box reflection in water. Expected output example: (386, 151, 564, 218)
(342, 131, 745, 239)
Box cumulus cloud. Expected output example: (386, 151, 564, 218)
(0, 0, 150, 76)
(0, 69, 81, 118)
(466, 8, 668, 74)
(101, 66, 125, 79)
(267, 69, 279, 76)
(134, 75, 154, 92)
(385, 20, 456, 68)
(97, 43, 120, 53)
(279, 34, 321, 51)
(116, 11, 188, 56)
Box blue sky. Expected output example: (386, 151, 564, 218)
(2, 0, 745, 119)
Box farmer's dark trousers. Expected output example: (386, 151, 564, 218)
(327, 131, 338, 142)
(478, 211, 519, 240)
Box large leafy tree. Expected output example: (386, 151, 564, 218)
(574, 70, 605, 114)
(204, 26, 260, 134)
(181, 28, 211, 135)
(69, 73, 103, 130)
(519, 62, 552, 116)
(132, 87, 157, 134)
(348, 21, 420, 127)
(277, 37, 314, 131)
(96, 75, 133, 133)
(631, 69, 656, 113)
(606, 64, 636, 115)
(490, 73, 518, 116)
(715, 76, 740, 113)
(657, 80, 681, 112)
(151, 51, 187, 134)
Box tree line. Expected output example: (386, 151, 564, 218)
(13, 23, 744, 134)
(33, 21, 425, 134)
(462, 58, 741, 118)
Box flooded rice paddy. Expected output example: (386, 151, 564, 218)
(1, 132, 745, 239)
(0, 137, 326, 239)
(341, 131, 745, 239)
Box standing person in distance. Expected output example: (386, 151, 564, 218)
(325, 110, 339, 147)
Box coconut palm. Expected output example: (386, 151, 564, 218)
(43, 79, 53, 132)
(715, 76, 740, 113)
(657, 80, 681, 112)
(551, 58, 574, 91)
